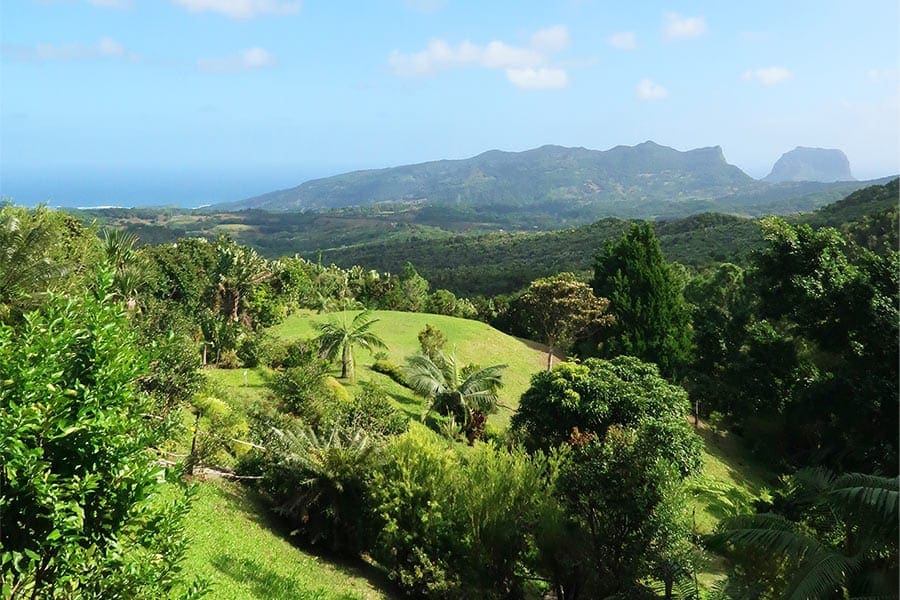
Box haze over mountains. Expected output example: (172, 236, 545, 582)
(219, 141, 885, 219)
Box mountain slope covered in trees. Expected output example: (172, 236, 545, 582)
(216, 142, 890, 224)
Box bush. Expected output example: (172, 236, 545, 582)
(258, 424, 380, 554)
(218, 348, 242, 369)
(268, 359, 331, 423)
(371, 359, 407, 387)
(237, 331, 284, 368)
(331, 382, 408, 437)
(370, 428, 554, 598)
(0, 278, 201, 598)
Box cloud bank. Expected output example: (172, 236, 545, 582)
(608, 31, 637, 50)
(637, 78, 669, 100)
(2, 37, 131, 62)
(388, 25, 571, 90)
(664, 13, 707, 40)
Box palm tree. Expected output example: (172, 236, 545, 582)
(315, 310, 387, 379)
(404, 352, 507, 442)
(214, 239, 270, 323)
(708, 468, 899, 599)
(0, 206, 66, 320)
(270, 425, 378, 553)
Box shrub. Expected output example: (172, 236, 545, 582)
(258, 425, 380, 554)
(218, 348, 242, 369)
(0, 277, 201, 598)
(371, 359, 407, 387)
(332, 382, 408, 437)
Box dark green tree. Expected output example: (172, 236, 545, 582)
(593, 222, 693, 378)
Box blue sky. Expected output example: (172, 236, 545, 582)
(1, 0, 898, 206)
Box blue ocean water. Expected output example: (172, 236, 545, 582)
(0, 166, 327, 209)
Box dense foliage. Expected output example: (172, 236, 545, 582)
(0, 276, 200, 599)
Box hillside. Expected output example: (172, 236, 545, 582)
(221, 142, 753, 213)
(209, 142, 891, 226)
(317, 214, 764, 296)
(270, 310, 554, 426)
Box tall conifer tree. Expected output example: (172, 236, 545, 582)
(592, 222, 692, 378)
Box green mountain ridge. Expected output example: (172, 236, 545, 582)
(216, 142, 889, 223)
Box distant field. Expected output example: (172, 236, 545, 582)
(270, 309, 555, 427)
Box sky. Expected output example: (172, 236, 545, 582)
(1, 0, 898, 206)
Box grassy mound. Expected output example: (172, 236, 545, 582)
(270, 309, 556, 427)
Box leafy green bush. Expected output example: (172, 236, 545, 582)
(370, 428, 555, 598)
(369, 428, 462, 597)
(371, 359, 407, 387)
(331, 382, 408, 437)
(268, 361, 331, 424)
(0, 277, 201, 599)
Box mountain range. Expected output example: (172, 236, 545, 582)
(217, 142, 887, 221)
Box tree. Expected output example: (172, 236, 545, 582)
(709, 468, 899, 599)
(213, 238, 271, 324)
(0, 205, 101, 322)
(513, 357, 703, 597)
(417, 324, 447, 364)
(0, 274, 199, 598)
(518, 272, 613, 370)
(593, 222, 693, 378)
(715, 219, 899, 473)
(512, 356, 702, 476)
(315, 310, 387, 379)
(404, 352, 506, 442)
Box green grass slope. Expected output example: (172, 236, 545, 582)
(270, 310, 554, 427)
(179, 480, 391, 600)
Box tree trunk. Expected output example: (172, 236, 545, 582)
(546, 346, 554, 371)
(341, 343, 352, 379)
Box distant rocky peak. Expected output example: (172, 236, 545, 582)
(764, 147, 854, 183)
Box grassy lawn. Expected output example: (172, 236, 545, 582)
(178, 480, 393, 600)
(270, 309, 555, 428)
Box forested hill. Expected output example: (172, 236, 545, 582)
(220, 141, 753, 212)
(314, 179, 899, 296)
(217, 142, 891, 223)
(316, 214, 761, 296)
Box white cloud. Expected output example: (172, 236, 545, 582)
(607, 31, 636, 50)
(867, 68, 899, 83)
(198, 47, 275, 72)
(2, 36, 130, 61)
(742, 66, 793, 86)
(388, 25, 570, 90)
(173, 0, 301, 19)
(636, 78, 668, 100)
(664, 13, 707, 40)
(506, 67, 568, 90)
(530, 25, 569, 53)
